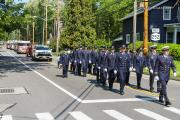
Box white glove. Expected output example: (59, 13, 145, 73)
(89, 60, 92, 64)
(114, 70, 117, 74)
(133, 68, 136, 72)
(150, 69, 153, 74)
(74, 60, 77, 63)
(155, 76, 159, 81)
(104, 68, 107, 72)
(129, 67, 133, 72)
(59, 64, 62, 68)
(69, 62, 71, 64)
(80, 61, 82, 64)
(174, 72, 177, 77)
(98, 67, 101, 69)
(145, 67, 148, 70)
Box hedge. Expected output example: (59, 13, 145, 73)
(128, 41, 180, 61)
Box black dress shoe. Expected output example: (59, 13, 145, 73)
(159, 99, 164, 103)
(137, 86, 142, 89)
(120, 91, 124, 95)
(165, 101, 172, 106)
(109, 87, 112, 91)
(150, 88, 154, 92)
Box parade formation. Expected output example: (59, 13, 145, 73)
(59, 45, 177, 106)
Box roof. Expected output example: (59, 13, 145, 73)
(113, 36, 123, 42)
(121, 0, 169, 21)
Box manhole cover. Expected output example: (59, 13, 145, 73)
(0, 87, 28, 95)
(0, 89, 14, 93)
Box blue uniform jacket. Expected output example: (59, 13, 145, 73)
(155, 55, 176, 81)
(59, 53, 70, 66)
(107, 52, 116, 71)
(134, 55, 147, 74)
(115, 52, 131, 72)
(148, 53, 158, 71)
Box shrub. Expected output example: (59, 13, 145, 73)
(129, 41, 180, 61)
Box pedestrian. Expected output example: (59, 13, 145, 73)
(115, 45, 132, 95)
(107, 46, 116, 90)
(154, 46, 176, 106)
(77, 46, 83, 76)
(126, 49, 133, 85)
(82, 47, 88, 77)
(134, 48, 147, 89)
(147, 45, 158, 92)
(91, 47, 98, 75)
(95, 47, 101, 84)
(87, 47, 93, 74)
(58, 48, 70, 78)
(100, 46, 108, 87)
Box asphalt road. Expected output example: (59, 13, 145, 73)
(0, 46, 180, 120)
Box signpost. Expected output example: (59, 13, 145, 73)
(151, 28, 160, 42)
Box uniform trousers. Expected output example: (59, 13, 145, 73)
(117, 70, 127, 92)
(63, 65, 69, 77)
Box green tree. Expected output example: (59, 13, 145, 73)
(61, 0, 96, 49)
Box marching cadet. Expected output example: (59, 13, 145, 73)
(58, 48, 70, 78)
(154, 46, 176, 106)
(107, 46, 116, 90)
(91, 47, 98, 75)
(100, 46, 108, 87)
(77, 46, 83, 76)
(115, 45, 132, 95)
(87, 47, 93, 74)
(96, 47, 101, 84)
(126, 49, 133, 85)
(134, 48, 147, 89)
(148, 45, 158, 92)
(69, 50, 74, 72)
(82, 47, 88, 77)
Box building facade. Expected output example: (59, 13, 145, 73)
(122, 0, 180, 45)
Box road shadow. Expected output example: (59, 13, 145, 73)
(87, 79, 120, 94)
(128, 83, 158, 93)
(135, 95, 165, 106)
(0, 55, 54, 75)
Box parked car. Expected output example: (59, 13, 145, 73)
(0, 41, 4, 45)
(16, 41, 31, 54)
(32, 45, 52, 61)
(6, 41, 10, 49)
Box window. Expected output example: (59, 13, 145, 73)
(177, 7, 180, 22)
(136, 33, 141, 41)
(163, 6, 171, 20)
(126, 34, 130, 44)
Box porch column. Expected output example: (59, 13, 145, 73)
(166, 31, 168, 44)
(173, 27, 177, 44)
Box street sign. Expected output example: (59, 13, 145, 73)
(151, 33, 160, 41)
(152, 28, 160, 33)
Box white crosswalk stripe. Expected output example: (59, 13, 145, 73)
(69, 111, 93, 120)
(1, 115, 13, 120)
(134, 109, 171, 120)
(103, 110, 134, 120)
(35, 112, 54, 120)
(164, 107, 180, 115)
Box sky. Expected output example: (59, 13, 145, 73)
(14, 0, 29, 3)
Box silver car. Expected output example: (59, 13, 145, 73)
(32, 45, 52, 61)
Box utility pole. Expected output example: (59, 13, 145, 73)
(27, 24, 29, 41)
(133, 0, 137, 52)
(32, 18, 35, 44)
(45, 0, 48, 45)
(143, 0, 149, 55)
(56, 0, 60, 56)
